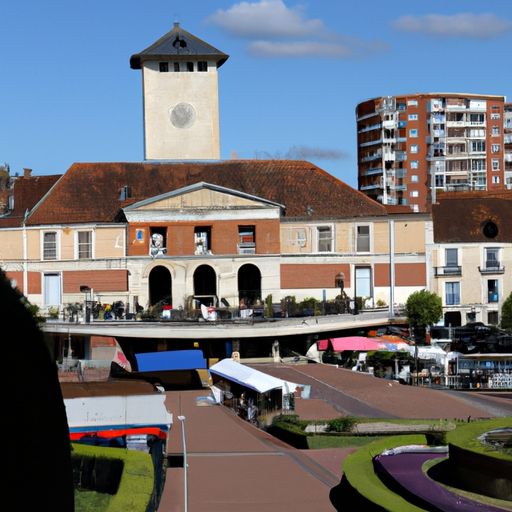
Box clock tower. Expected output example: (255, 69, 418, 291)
(130, 23, 229, 161)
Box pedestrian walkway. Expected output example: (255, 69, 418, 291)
(159, 390, 339, 512)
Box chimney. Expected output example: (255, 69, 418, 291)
(23, 168, 32, 178)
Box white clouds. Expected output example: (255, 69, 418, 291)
(205, 0, 389, 59)
(390, 12, 512, 40)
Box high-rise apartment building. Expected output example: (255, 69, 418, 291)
(504, 102, 512, 190)
(356, 93, 507, 211)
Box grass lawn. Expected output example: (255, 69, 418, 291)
(307, 435, 384, 449)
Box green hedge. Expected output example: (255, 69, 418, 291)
(342, 435, 430, 512)
(267, 415, 309, 449)
(72, 443, 154, 512)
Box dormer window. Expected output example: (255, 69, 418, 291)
(119, 185, 132, 200)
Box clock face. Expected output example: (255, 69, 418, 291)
(170, 102, 196, 129)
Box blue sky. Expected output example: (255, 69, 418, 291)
(1, 0, 511, 189)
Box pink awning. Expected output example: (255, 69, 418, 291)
(317, 336, 386, 352)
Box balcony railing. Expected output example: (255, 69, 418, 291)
(479, 263, 505, 274)
(362, 153, 382, 162)
(434, 266, 462, 277)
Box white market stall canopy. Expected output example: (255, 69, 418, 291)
(209, 359, 297, 395)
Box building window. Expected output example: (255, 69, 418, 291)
(198, 61, 208, 72)
(490, 113, 500, 120)
(492, 159, 500, 171)
(488, 311, 499, 324)
(472, 159, 486, 171)
(470, 113, 485, 125)
(446, 282, 460, 306)
(410, 190, 419, 197)
(407, 100, 418, 107)
(446, 248, 458, 268)
(411, 160, 419, 169)
(174, 62, 180, 72)
(411, 175, 419, 182)
(435, 175, 444, 187)
(410, 144, 418, 153)
(238, 226, 255, 254)
(409, 129, 418, 138)
(488, 280, 499, 302)
(491, 144, 500, 153)
(159, 62, 169, 72)
(471, 140, 486, 152)
(409, 114, 418, 121)
(186, 62, 194, 72)
(195, 227, 211, 255)
(149, 227, 167, 257)
(43, 232, 57, 260)
(317, 226, 333, 252)
(485, 248, 500, 269)
(492, 175, 500, 184)
(491, 126, 500, 136)
(356, 225, 370, 252)
(412, 204, 419, 212)
(77, 231, 92, 259)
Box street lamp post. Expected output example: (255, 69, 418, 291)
(177, 415, 188, 512)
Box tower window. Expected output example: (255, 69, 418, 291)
(198, 61, 207, 72)
(174, 62, 180, 72)
(187, 62, 194, 72)
(159, 62, 169, 72)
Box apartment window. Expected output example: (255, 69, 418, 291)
(411, 175, 419, 182)
(435, 175, 444, 187)
(410, 144, 418, 153)
(412, 204, 419, 213)
(174, 62, 180, 72)
(356, 225, 370, 252)
(411, 160, 419, 169)
(409, 129, 418, 138)
(488, 311, 499, 324)
(471, 140, 486, 152)
(491, 144, 500, 153)
(492, 159, 500, 171)
(407, 100, 418, 107)
(159, 62, 169, 72)
(149, 227, 167, 256)
(491, 126, 500, 136)
(488, 280, 499, 303)
(492, 176, 500, 184)
(198, 61, 208, 72)
(485, 248, 500, 269)
(238, 226, 255, 254)
(446, 248, 458, 268)
(446, 282, 460, 306)
(186, 62, 194, 72)
(472, 159, 486, 171)
(470, 113, 485, 124)
(317, 226, 333, 252)
(77, 231, 92, 259)
(490, 113, 500, 120)
(43, 232, 57, 260)
(195, 227, 211, 254)
(409, 114, 418, 121)
(296, 229, 306, 248)
(409, 190, 418, 198)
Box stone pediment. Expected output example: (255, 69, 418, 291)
(123, 182, 284, 222)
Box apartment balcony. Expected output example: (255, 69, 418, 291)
(382, 120, 397, 129)
(362, 153, 382, 162)
(360, 182, 383, 191)
(396, 137, 407, 143)
(395, 151, 407, 161)
(360, 139, 383, 147)
(365, 167, 383, 176)
(505, 154, 512, 163)
(394, 184, 407, 191)
(358, 123, 382, 133)
(434, 266, 462, 277)
(479, 262, 505, 274)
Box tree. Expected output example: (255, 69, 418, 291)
(404, 289, 443, 342)
(501, 291, 512, 330)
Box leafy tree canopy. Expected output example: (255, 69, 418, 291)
(404, 289, 443, 341)
(501, 291, 512, 330)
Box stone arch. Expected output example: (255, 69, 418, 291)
(149, 265, 173, 306)
(238, 264, 262, 307)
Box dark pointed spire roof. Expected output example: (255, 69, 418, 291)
(130, 22, 229, 69)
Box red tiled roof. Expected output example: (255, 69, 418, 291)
(26, 161, 388, 225)
(0, 175, 61, 227)
(433, 193, 512, 243)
